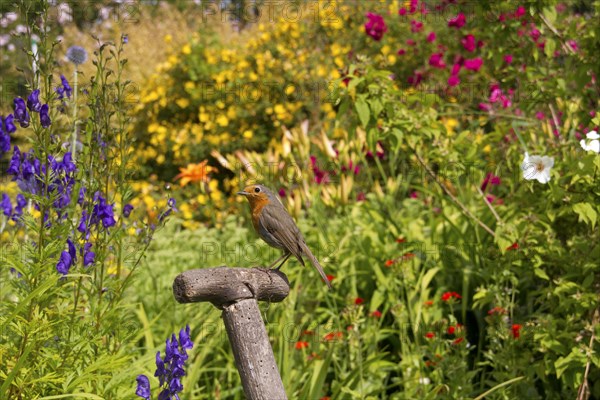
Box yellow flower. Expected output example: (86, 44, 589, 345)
(243, 130, 253, 139)
(216, 114, 229, 127)
(196, 194, 208, 205)
(274, 104, 286, 115)
(184, 81, 196, 91)
(381, 45, 391, 56)
(176, 98, 190, 108)
(175, 160, 213, 187)
(182, 44, 192, 55)
(483, 144, 492, 153)
(164, 34, 172, 43)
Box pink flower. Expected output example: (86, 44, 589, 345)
(365, 13, 387, 41)
(535, 111, 545, 120)
(515, 5, 526, 18)
(399, 8, 407, 16)
(448, 75, 460, 86)
(411, 20, 423, 33)
(504, 54, 513, 64)
(529, 26, 541, 41)
(479, 103, 492, 111)
(357, 192, 366, 202)
(429, 53, 446, 69)
(406, 39, 416, 46)
(461, 34, 476, 52)
(409, 191, 419, 199)
(567, 40, 578, 52)
(278, 188, 286, 197)
(426, 32, 436, 42)
(451, 62, 461, 76)
(463, 58, 483, 71)
(407, 71, 423, 86)
(448, 13, 466, 28)
(481, 172, 501, 191)
(397, 49, 406, 55)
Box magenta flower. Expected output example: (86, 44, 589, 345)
(567, 40, 578, 52)
(411, 20, 423, 33)
(448, 13, 466, 28)
(504, 54, 513, 64)
(529, 26, 541, 41)
(451, 63, 461, 76)
(399, 8, 407, 16)
(365, 13, 387, 41)
(407, 71, 423, 86)
(429, 53, 446, 69)
(426, 32, 436, 42)
(463, 58, 483, 71)
(515, 5, 526, 18)
(448, 75, 460, 87)
(479, 103, 492, 111)
(481, 173, 501, 191)
(461, 34, 476, 52)
(397, 49, 406, 55)
(535, 111, 545, 120)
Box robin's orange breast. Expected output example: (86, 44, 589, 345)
(249, 196, 270, 233)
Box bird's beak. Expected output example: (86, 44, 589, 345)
(237, 191, 249, 196)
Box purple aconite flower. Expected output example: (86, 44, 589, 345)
(83, 242, 95, 266)
(141, 325, 193, 400)
(4, 114, 16, 133)
(56, 74, 72, 100)
(1, 193, 12, 216)
(135, 375, 151, 400)
(56, 250, 72, 275)
(27, 89, 42, 112)
(40, 104, 51, 128)
(12, 193, 26, 220)
(13, 97, 30, 128)
(123, 203, 134, 218)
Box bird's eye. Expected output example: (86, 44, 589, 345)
(254, 187, 261, 193)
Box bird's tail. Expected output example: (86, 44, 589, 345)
(300, 242, 333, 290)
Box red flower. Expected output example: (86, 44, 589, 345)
(447, 325, 456, 335)
(487, 306, 507, 315)
(302, 330, 315, 336)
(441, 291, 462, 302)
(371, 310, 382, 318)
(452, 337, 464, 345)
(506, 242, 519, 251)
(396, 237, 406, 243)
(402, 252, 415, 261)
(354, 297, 364, 305)
(425, 332, 435, 339)
(320, 397, 331, 400)
(384, 259, 395, 267)
(295, 341, 309, 350)
(423, 300, 434, 307)
(326, 274, 335, 282)
(324, 331, 343, 341)
(511, 324, 522, 339)
(426, 32, 436, 42)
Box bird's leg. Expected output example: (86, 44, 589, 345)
(269, 252, 291, 270)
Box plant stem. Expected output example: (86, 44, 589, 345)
(71, 68, 79, 160)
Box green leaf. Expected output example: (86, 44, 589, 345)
(534, 267, 550, 280)
(573, 202, 597, 229)
(355, 94, 370, 128)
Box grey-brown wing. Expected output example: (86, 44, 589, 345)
(260, 205, 304, 262)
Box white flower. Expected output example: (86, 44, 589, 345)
(521, 152, 554, 184)
(580, 130, 600, 153)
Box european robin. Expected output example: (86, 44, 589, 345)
(238, 184, 332, 290)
